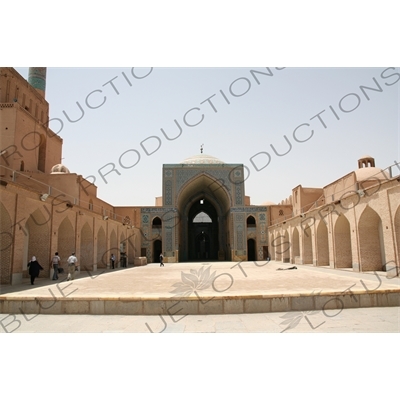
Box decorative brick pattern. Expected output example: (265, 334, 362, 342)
(237, 230, 244, 250)
(231, 207, 267, 213)
(166, 230, 173, 251)
(176, 169, 233, 198)
(235, 213, 243, 222)
(176, 170, 201, 192)
(165, 180, 173, 205)
(235, 213, 245, 251)
(80, 222, 94, 269)
(235, 184, 242, 205)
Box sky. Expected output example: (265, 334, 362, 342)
(14, 67, 400, 207)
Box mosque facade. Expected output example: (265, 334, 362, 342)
(0, 67, 399, 285)
(138, 154, 267, 263)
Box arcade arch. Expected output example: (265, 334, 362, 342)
(358, 206, 385, 271)
(25, 208, 50, 276)
(334, 214, 352, 268)
(291, 227, 300, 263)
(281, 230, 290, 262)
(303, 224, 313, 264)
(58, 217, 75, 269)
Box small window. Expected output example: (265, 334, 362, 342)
(247, 216, 256, 227)
(152, 217, 162, 227)
(279, 209, 284, 216)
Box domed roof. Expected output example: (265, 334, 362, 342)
(354, 167, 390, 182)
(353, 155, 389, 183)
(50, 164, 70, 174)
(181, 154, 225, 165)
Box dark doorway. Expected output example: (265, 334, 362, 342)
(195, 231, 210, 260)
(263, 246, 269, 260)
(188, 200, 219, 261)
(247, 239, 256, 261)
(153, 240, 162, 263)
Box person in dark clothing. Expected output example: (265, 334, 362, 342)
(159, 253, 164, 267)
(28, 256, 43, 285)
(120, 252, 127, 268)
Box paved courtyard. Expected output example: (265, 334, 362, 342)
(1, 261, 399, 332)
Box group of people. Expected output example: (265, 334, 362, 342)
(51, 252, 78, 281)
(28, 251, 78, 285)
(28, 250, 165, 284)
(28, 250, 131, 284)
(109, 253, 127, 269)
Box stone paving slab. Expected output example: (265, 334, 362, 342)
(0, 261, 399, 316)
(1, 307, 398, 333)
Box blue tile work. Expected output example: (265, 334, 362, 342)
(28, 67, 46, 91)
(235, 213, 245, 251)
(235, 184, 242, 205)
(165, 180, 173, 205)
(166, 230, 173, 251)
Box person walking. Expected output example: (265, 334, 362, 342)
(52, 252, 61, 280)
(67, 252, 78, 281)
(159, 253, 164, 267)
(110, 253, 115, 269)
(28, 256, 43, 285)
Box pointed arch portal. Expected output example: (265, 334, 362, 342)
(177, 173, 231, 261)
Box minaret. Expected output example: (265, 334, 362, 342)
(28, 67, 46, 98)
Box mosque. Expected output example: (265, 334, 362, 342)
(1, 67, 399, 285)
